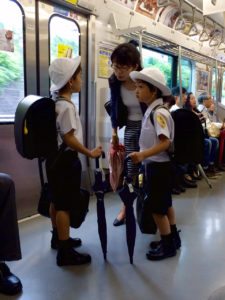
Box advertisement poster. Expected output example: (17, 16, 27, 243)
(0, 29, 14, 52)
(112, 0, 137, 10)
(196, 69, 209, 92)
(98, 47, 112, 79)
(135, 0, 163, 20)
(57, 44, 73, 58)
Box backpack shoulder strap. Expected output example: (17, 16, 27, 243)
(149, 104, 169, 126)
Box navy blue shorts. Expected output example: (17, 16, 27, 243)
(46, 150, 81, 211)
(145, 161, 172, 215)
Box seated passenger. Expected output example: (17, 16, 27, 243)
(0, 173, 22, 295)
(171, 88, 197, 188)
(170, 86, 187, 112)
(197, 93, 225, 171)
(208, 101, 225, 169)
(185, 93, 219, 178)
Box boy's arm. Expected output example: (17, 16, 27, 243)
(63, 129, 102, 158)
(129, 135, 171, 164)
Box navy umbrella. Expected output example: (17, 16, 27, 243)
(118, 156, 137, 264)
(93, 153, 108, 260)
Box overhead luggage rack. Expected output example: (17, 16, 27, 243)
(123, 30, 225, 67)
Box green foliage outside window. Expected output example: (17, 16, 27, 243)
(0, 52, 21, 88)
(177, 59, 192, 91)
(143, 56, 172, 88)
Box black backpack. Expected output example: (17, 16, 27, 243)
(14, 95, 58, 159)
(149, 106, 204, 164)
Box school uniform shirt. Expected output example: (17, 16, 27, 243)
(55, 97, 83, 149)
(139, 98, 174, 163)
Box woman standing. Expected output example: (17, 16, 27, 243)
(109, 42, 146, 226)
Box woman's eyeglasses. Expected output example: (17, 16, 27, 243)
(111, 64, 132, 72)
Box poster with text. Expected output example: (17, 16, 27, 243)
(196, 69, 209, 92)
(98, 47, 113, 79)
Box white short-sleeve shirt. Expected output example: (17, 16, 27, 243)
(139, 98, 174, 163)
(55, 98, 83, 149)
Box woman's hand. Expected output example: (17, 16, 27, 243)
(90, 146, 102, 158)
(111, 133, 119, 146)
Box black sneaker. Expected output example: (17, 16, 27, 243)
(51, 235, 82, 250)
(57, 248, 91, 266)
(0, 263, 22, 295)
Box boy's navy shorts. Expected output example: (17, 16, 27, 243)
(46, 150, 81, 211)
(144, 161, 172, 215)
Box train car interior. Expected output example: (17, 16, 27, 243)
(1, 0, 225, 299)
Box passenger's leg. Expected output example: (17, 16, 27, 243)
(219, 130, 225, 164)
(0, 173, 22, 295)
(146, 214, 176, 261)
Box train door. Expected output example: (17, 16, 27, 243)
(0, 0, 90, 219)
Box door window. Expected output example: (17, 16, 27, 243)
(49, 15, 80, 108)
(0, 0, 25, 122)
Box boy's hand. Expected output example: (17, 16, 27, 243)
(90, 146, 102, 158)
(129, 152, 144, 164)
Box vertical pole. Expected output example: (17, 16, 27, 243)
(139, 31, 143, 66)
(178, 46, 183, 106)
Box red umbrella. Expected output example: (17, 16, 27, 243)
(108, 143, 126, 192)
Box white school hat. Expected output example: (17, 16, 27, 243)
(49, 56, 81, 92)
(130, 67, 171, 96)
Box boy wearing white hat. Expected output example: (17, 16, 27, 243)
(129, 67, 180, 260)
(47, 57, 102, 266)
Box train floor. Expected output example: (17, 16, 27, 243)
(3, 174, 225, 300)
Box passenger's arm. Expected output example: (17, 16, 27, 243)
(129, 135, 171, 164)
(63, 129, 102, 158)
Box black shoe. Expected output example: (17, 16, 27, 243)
(149, 230, 181, 250)
(51, 232, 82, 250)
(146, 244, 176, 261)
(177, 185, 186, 193)
(217, 164, 225, 172)
(147, 234, 176, 261)
(182, 177, 197, 188)
(113, 217, 126, 226)
(57, 248, 91, 266)
(0, 263, 22, 295)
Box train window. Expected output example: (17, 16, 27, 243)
(177, 59, 192, 91)
(49, 15, 80, 108)
(211, 68, 217, 100)
(221, 71, 225, 105)
(142, 48, 173, 88)
(0, 0, 24, 122)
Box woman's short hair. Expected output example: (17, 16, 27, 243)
(111, 42, 142, 71)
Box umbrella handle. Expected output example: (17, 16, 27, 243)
(95, 151, 105, 169)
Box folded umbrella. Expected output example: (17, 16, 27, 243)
(108, 143, 126, 192)
(118, 156, 137, 264)
(93, 153, 108, 260)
